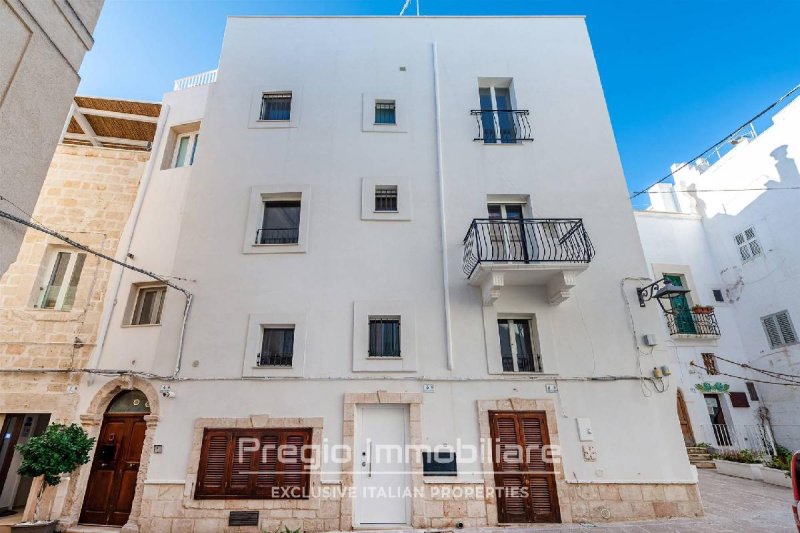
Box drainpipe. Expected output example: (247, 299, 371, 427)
(432, 42, 454, 371)
(87, 104, 171, 378)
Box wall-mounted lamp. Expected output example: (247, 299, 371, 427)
(637, 276, 691, 311)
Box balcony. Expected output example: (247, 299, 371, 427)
(666, 309, 721, 338)
(173, 69, 218, 91)
(463, 218, 594, 305)
(470, 109, 533, 143)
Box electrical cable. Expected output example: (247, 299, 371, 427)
(645, 187, 800, 194)
(689, 361, 800, 387)
(629, 83, 800, 200)
(710, 353, 800, 384)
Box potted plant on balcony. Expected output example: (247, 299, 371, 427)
(11, 423, 94, 533)
(692, 304, 714, 314)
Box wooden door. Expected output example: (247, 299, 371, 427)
(0, 415, 24, 492)
(490, 411, 560, 523)
(80, 414, 146, 526)
(676, 390, 695, 446)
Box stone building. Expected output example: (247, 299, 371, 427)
(0, 97, 160, 525)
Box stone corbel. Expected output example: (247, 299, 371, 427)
(547, 270, 579, 305)
(480, 271, 504, 306)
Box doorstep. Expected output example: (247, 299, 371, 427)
(65, 526, 122, 533)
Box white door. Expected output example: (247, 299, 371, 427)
(354, 405, 410, 527)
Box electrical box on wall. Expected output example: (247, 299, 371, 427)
(643, 334, 658, 346)
(576, 418, 593, 441)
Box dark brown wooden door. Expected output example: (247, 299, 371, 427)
(676, 390, 695, 446)
(80, 414, 146, 526)
(490, 411, 560, 523)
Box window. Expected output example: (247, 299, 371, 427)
(258, 327, 294, 367)
(762, 310, 798, 349)
(195, 428, 311, 499)
(259, 92, 292, 121)
(368, 317, 401, 357)
(701, 353, 718, 375)
(729, 392, 750, 408)
(478, 85, 515, 144)
(712, 289, 725, 303)
(174, 133, 199, 168)
(735, 226, 762, 262)
(37, 251, 86, 310)
(374, 100, 396, 124)
(374, 186, 398, 212)
(258, 201, 301, 244)
(498, 318, 541, 372)
(130, 285, 166, 325)
(746, 382, 760, 401)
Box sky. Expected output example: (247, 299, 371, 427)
(78, 0, 800, 207)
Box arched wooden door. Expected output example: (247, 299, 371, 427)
(676, 390, 695, 446)
(80, 390, 150, 526)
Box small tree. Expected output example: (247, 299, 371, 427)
(15, 423, 94, 522)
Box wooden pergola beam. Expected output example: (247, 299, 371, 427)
(76, 107, 159, 124)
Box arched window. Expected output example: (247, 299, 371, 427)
(106, 390, 150, 414)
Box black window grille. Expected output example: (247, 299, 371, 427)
(258, 328, 294, 366)
(375, 101, 396, 124)
(498, 319, 542, 372)
(258, 201, 301, 244)
(368, 317, 401, 357)
(260, 92, 292, 121)
(375, 186, 398, 212)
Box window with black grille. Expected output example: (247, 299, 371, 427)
(701, 353, 718, 375)
(712, 289, 725, 303)
(258, 327, 294, 367)
(374, 101, 396, 124)
(368, 317, 401, 357)
(260, 92, 292, 121)
(259, 201, 301, 244)
(374, 186, 398, 212)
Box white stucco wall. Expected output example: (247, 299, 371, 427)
(82, 17, 692, 489)
(0, 0, 103, 277)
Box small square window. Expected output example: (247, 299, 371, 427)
(258, 201, 301, 244)
(498, 318, 542, 372)
(258, 327, 294, 367)
(37, 251, 86, 311)
(260, 92, 292, 121)
(712, 289, 725, 303)
(368, 317, 401, 357)
(701, 353, 718, 375)
(762, 310, 798, 349)
(131, 285, 166, 325)
(374, 101, 396, 125)
(375, 186, 398, 212)
(734, 226, 762, 262)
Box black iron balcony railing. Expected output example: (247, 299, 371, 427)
(502, 353, 543, 373)
(256, 227, 299, 245)
(462, 218, 595, 278)
(470, 109, 533, 143)
(666, 310, 721, 336)
(257, 352, 293, 367)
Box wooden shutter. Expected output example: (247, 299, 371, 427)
(763, 315, 783, 348)
(490, 411, 560, 524)
(195, 428, 311, 500)
(196, 430, 232, 497)
(776, 311, 797, 345)
(729, 392, 750, 408)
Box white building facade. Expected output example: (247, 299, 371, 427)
(636, 95, 800, 454)
(57, 17, 703, 532)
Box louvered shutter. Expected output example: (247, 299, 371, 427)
(763, 315, 783, 348)
(196, 430, 232, 497)
(278, 431, 311, 498)
(776, 311, 797, 345)
(519, 414, 559, 522)
(490, 412, 528, 522)
(255, 433, 279, 497)
(229, 432, 259, 495)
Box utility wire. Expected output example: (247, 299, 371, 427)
(630, 83, 800, 200)
(690, 361, 800, 387)
(712, 354, 800, 383)
(646, 187, 800, 194)
(0, 207, 190, 297)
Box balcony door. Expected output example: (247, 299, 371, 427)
(479, 87, 515, 143)
(488, 204, 528, 262)
(664, 274, 696, 334)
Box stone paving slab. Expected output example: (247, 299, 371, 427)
(346, 470, 796, 533)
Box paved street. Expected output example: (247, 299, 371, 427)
(478, 469, 796, 532)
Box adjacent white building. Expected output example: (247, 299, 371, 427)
(52, 17, 704, 532)
(636, 94, 800, 453)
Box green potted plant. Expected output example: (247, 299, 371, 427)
(11, 423, 94, 533)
